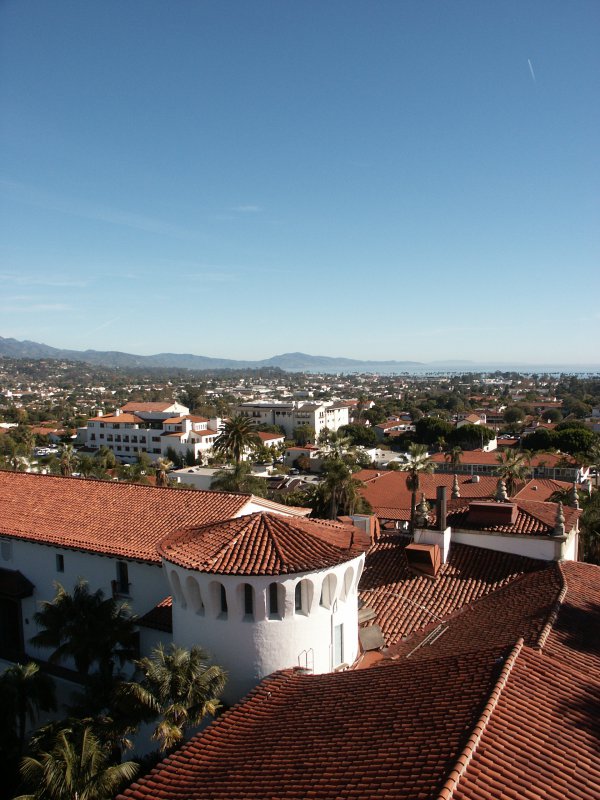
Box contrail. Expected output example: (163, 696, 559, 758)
(528, 59, 537, 84)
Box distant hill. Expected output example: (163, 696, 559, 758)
(0, 337, 423, 373)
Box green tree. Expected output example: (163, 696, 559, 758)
(338, 424, 378, 448)
(293, 425, 316, 446)
(503, 406, 527, 424)
(15, 724, 138, 800)
(59, 444, 78, 477)
(312, 458, 369, 520)
(554, 427, 596, 457)
(30, 580, 138, 683)
(400, 444, 434, 534)
(213, 415, 260, 464)
(521, 428, 556, 452)
(119, 643, 226, 752)
(415, 417, 453, 446)
(0, 662, 56, 757)
(210, 462, 267, 496)
(495, 448, 531, 495)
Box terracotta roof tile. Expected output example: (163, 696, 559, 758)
(138, 596, 173, 632)
(355, 470, 499, 520)
(118, 648, 505, 800)
(121, 402, 177, 412)
(448, 499, 580, 536)
(0, 472, 252, 563)
(453, 646, 600, 800)
(159, 512, 368, 575)
(360, 536, 543, 646)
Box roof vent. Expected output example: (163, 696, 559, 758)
(467, 501, 517, 527)
(405, 543, 441, 577)
(471, 474, 480, 483)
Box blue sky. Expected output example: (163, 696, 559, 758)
(1, 1, 599, 364)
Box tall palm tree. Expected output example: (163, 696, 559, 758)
(495, 448, 531, 495)
(445, 446, 463, 472)
(213, 415, 260, 464)
(31, 580, 137, 682)
(155, 457, 173, 487)
(59, 444, 78, 477)
(400, 444, 434, 534)
(15, 724, 138, 800)
(0, 662, 56, 754)
(119, 643, 226, 752)
(313, 457, 367, 519)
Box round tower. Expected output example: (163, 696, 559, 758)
(158, 512, 368, 702)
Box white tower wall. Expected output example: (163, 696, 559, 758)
(164, 554, 365, 702)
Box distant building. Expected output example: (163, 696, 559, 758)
(85, 401, 221, 462)
(237, 400, 349, 440)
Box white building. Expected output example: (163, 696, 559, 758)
(85, 401, 221, 463)
(237, 400, 349, 440)
(0, 471, 368, 705)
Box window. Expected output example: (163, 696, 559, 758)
(90, 433, 96, 441)
(243, 583, 254, 617)
(295, 579, 313, 615)
(268, 582, 279, 618)
(319, 574, 337, 609)
(56, 554, 64, 573)
(1, 540, 13, 561)
(334, 623, 344, 666)
(220, 584, 228, 615)
(116, 561, 129, 594)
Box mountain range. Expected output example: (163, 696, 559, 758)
(0, 336, 425, 373)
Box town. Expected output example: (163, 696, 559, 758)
(1, 354, 599, 798)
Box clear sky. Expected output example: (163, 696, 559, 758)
(1, 1, 599, 364)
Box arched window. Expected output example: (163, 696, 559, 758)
(186, 576, 204, 615)
(268, 582, 282, 619)
(340, 567, 354, 602)
(242, 583, 254, 618)
(170, 570, 186, 608)
(294, 579, 313, 615)
(319, 573, 337, 609)
(220, 584, 228, 616)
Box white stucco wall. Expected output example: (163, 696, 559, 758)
(0, 537, 167, 666)
(165, 554, 365, 703)
(451, 528, 576, 562)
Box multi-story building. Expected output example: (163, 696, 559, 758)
(237, 400, 349, 440)
(85, 401, 221, 462)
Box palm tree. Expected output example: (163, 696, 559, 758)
(15, 724, 138, 800)
(210, 462, 267, 496)
(213, 415, 260, 464)
(155, 457, 173, 487)
(445, 446, 463, 472)
(119, 643, 226, 752)
(495, 448, 531, 495)
(30, 580, 138, 682)
(59, 444, 78, 477)
(313, 457, 368, 519)
(400, 444, 434, 534)
(0, 662, 56, 754)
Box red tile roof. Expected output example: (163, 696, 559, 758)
(118, 539, 600, 800)
(138, 596, 173, 632)
(88, 413, 145, 424)
(256, 431, 284, 441)
(119, 648, 505, 800)
(513, 477, 581, 502)
(430, 449, 578, 467)
(360, 536, 543, 646)
(121, 402, 178, 412)
(0, 472, 253, 563)
(355, 470, 499, 520)
(159, 512, 368, 575)
(448, 498, 580, 536)
(453, 644, 600, 800)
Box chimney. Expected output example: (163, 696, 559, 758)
(414, 485, 451, 564)
(436, 485, 447, 532)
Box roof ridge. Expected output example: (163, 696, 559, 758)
(263, 514, 288, 570)
(436, 638, 524, 800)
(534, 563, 568, 651)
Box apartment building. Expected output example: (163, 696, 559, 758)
(237, 400, 349, 440)
(85, 401, 221, 462)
